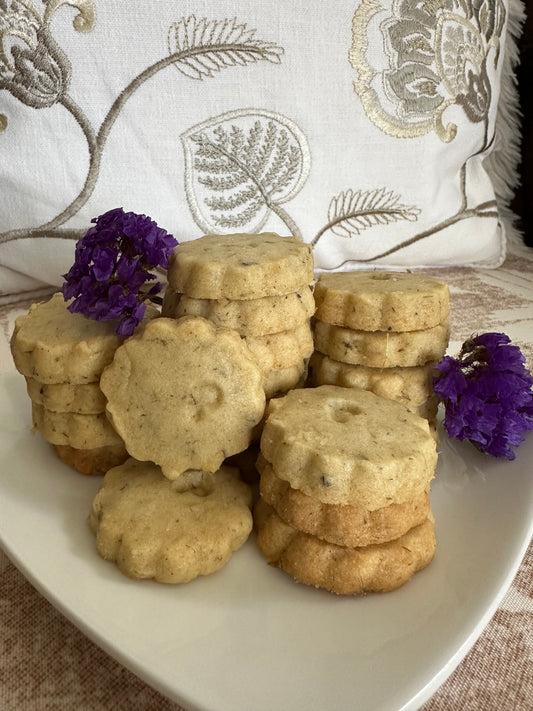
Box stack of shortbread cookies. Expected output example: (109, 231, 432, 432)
(162, 232, 315, 399)
(10, 293, 134, 475)
(309, 272, 450, 426)
(255, 385, 438, 595)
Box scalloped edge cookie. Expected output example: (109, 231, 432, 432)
(88, 460, 253, 583)
(254, 499, 436, 595)
(53, 443, 128, 476)
(312, 318, 450, 367)
(26, 377, 106, 414)
(167, 233, 314, 299)
(257, 455, 431, 547)
(162, 285, 316, 337)
(313, 271, 450, 332)
(100, 316, 266, 479)
(260, 385, 437, 508)
(32, 403, 122, 448)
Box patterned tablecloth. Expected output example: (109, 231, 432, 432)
(1, 241, 532, 711)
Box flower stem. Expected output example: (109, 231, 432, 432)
(355, 205, 498, 263)
(0, 43, 273, 245)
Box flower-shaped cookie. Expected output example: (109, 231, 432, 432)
(100, 316, 266, 479)
(88, 459, 253, 583)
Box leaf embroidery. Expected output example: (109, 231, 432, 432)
(311, 188, 420, 246)
(182, 109, 310, 236)
(167, 16, 283, 80)
(0, 12, 285, 245)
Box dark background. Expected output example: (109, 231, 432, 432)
(513, 4, 533, 247)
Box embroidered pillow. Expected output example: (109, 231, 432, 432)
(0, 0, 525, 300)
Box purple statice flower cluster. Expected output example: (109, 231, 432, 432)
(62, 208, 177, 336)
(434, 333, 533, 460)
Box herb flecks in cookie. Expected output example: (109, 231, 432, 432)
(100, 317, 266, 479)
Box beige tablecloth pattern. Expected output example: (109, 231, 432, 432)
(1, 242, 532, 711)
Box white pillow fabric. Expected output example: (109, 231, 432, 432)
(0, 0, 525, 300)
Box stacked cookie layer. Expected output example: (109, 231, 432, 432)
(10, 293, 131, 475)
(162, 232, 315, 399)
(309, 271, 450, 425)
(255, 385, 438, 595)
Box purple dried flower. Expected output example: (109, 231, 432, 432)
(62, 208, 177, 336)
(434, 333, 533, 460)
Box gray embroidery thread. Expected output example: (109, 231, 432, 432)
(182, 109, 310, 238)
(0, 5, 284, 245)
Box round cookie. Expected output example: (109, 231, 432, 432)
(254, 499, 436, 595)
(312, 318, 450, 367)
(257, 455, 431, 547)
(10, 292, 157, 384)
(308, 353, 436, 408)
(313, 271, 450, 332)
(245, 322, 313, 372)
(32, 403, 123, 448)
(162, 285, 316, 337)
(26, 377, 106, 414)
(260, 385, 437, 508)
(100, 316, 266, 480)
(167, 232, 314, 299)
(88, 459, 253, 583)
(53, 443, 129, 476)
(263, 362, 307, 399)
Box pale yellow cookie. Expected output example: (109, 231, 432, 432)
(308, 353, 437, 409)
(254, 499, 436, 595)
(167, 233, 314, 299)
(32, 403, 122, 448)
(313, 271, 450, 332)
(88, 459, 253, 583)
(100, 317, 266, 480)
(10, 292, 157, 384)
(53, 443, 128, 476)
(26, 377, 106, 414)
(263, 362, 308, 399)
(245, 322, 313, 372)
(257, 455, 431, 547)
(260, 385, 437, 508)
(312, 318, 450, 367)
(162, 285, 316, 337)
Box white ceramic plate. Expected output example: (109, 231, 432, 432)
(1, 371, 532, 711)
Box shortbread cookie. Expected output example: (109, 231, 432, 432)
(417, 395, 440, 424)
(245, 322, 313, 372)
(308, 353, 439, 419)
(260, 385, 437, 508)
(53, 443, 128, 476)
(32, 403, 123, 448)
(313, 318, 450, 367)
(100, 317, 265, 479)
(308, 354, 436, 406)
(263, 362, 307, 399)
(11, 292, 157, 384)
(167, 233, 314, 299)
(313, 271, 450, 332)
(162, 286, 316, 337)
(257, 455, 431, 547)
(88, 459, 253, 583)
(254, 499, 436, 594)
(26, 377, 106, 414)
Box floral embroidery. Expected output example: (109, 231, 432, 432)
(0, 10, 284, 246)
(0, 2, 507, 268)
(350, 0, 506, 143)
(333, 0, 504, 264)
(182, 109, 310, 238)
